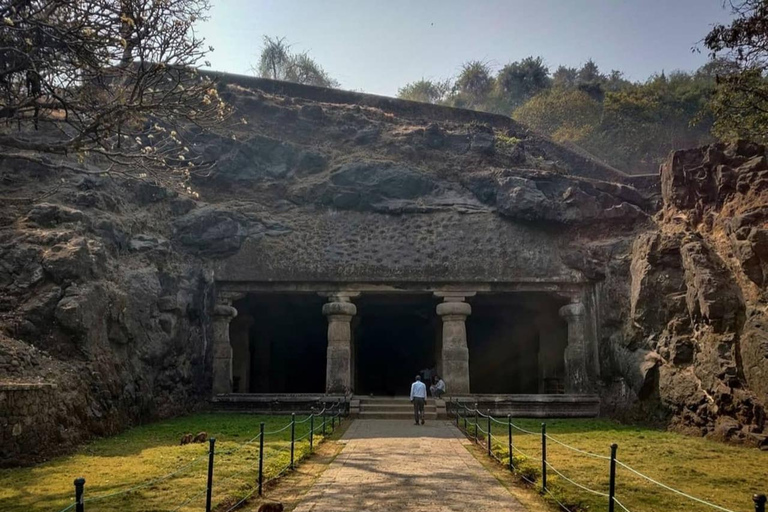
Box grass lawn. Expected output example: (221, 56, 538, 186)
(458, 415, 766, 512)
(0, 412, 340, 512)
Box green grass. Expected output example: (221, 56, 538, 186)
(0, 413, 340, 512)
(458, 416, 765, 512)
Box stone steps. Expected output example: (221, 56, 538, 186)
(358, 411, 439, 420)
(355, 397, 442, 419)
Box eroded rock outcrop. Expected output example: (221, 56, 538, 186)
(618, 142, 768, 446)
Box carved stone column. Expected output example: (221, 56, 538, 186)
(435, 292, 475, 395)
(559, 301, 589, 393)
(212, 300, 238, 396)
(322, 293, 359, 394)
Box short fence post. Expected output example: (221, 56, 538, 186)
(74, 477, 85, 512)
(309, 409, 315, 452)
(258, 422, 265, 496)
(322, 409, 327, 435)
(474, 403, 479, 444)
(541, 423, 547, 492)
(755, 494, 767, 512)
(290, 413, 296, 470)
(487, 410, 492, 456)
(608, 443, 618, 512)
(205, 438, 216, 512)
(507, 414, 513, 471)
(463, 408, 467, 432)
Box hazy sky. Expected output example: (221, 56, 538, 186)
(198, 0, 735, 97)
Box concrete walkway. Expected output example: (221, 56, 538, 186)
(292, 419, 528, 512)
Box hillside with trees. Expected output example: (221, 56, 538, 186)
(398, 59, 719, 175)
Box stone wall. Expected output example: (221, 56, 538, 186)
(0, 383, 58, 465)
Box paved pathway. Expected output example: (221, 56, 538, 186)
(292, 419, 528, 512)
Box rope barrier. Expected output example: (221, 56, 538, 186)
(613, 496, 634, 512)
(63, 450, 209, 508)
(545, 434, 612, 460)
(263, 422, 294, 436)
(544, 461, 609, 497)
(450, 403, 747, 512)
(615, 459, 737, 512)
(55, 402, 350, 512)
(542, 485, 575, 512)
(170, 487, 208, 512)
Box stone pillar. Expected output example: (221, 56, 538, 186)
(212, 301, 238, 396)
(559, 301, 589, 394)
(322, 293, 359, 394)
(435, 292, 475, 395)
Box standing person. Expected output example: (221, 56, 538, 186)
(430, 375, 446, 399)
(410, 375, 427, 425)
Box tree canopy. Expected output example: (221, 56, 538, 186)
(255, 36, 339, 88)
(0, 0, 228, 182)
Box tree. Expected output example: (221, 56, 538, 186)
(512, 88, 602, 144)
(704, 0, 768, 143)
(454, 60, 494, 104)
(552, 66, 578, 89)
(495, 56, 551, 109)
(0, 0, 227, 181)
(256, 36, 338, 88)
(397, 79, 450, 104)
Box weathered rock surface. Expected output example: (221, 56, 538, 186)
(614, 141, 768, 446)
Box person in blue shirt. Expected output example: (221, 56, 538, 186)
(410, 375, 427, 425)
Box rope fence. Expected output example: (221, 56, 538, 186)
(448, 398, 765, 512)
(57, 399, 349, 512)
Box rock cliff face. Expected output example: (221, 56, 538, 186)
(0, 76, 765, 464)
(619, 142, 767, 445)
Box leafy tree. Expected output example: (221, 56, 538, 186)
(495, 56, 551, 109)
(705, 0, 768, 143)
(453, 60, 494, 105)
(397, 79, 450, 104)
(256, 36, 338, 88)
(0, 0, 227, 180)
(552, 65, 578, 89)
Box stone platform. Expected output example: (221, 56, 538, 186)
(210, 393, 600, 418)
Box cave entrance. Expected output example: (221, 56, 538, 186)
(467, 293, 568, 394)
(354, 294, 439, 396)
(230, 293, 327, 393)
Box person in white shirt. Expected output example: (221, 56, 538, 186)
(430, 375, 445, 399)
(410, 375, 427, 425)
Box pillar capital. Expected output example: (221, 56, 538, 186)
(434, 291, 476, 302)
(559, 302, 585, 320)
(436, 301, 472, 317)
(318, 291, 361, 303)
(213, 304, 238, 318)
(322, 301, 357, 317)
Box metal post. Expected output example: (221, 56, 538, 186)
(258, 422, 265, 496)
(290, 414, 296, 470)
(463, 409, 467, 432)
(755, 494, 767, 512)
(309, 409, 315, 451)
(74, 477, 85, 512)
(322, 409, 327, 435)
(608, 444, 618, 512)
(541, 423, 547, 492)
(474, 403, 479, 444)
(487, 410, 492, 456)
(507, 414, 513, 471)
(205, 438, 216, 512)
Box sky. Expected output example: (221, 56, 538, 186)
(197, 0, 736, 97)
